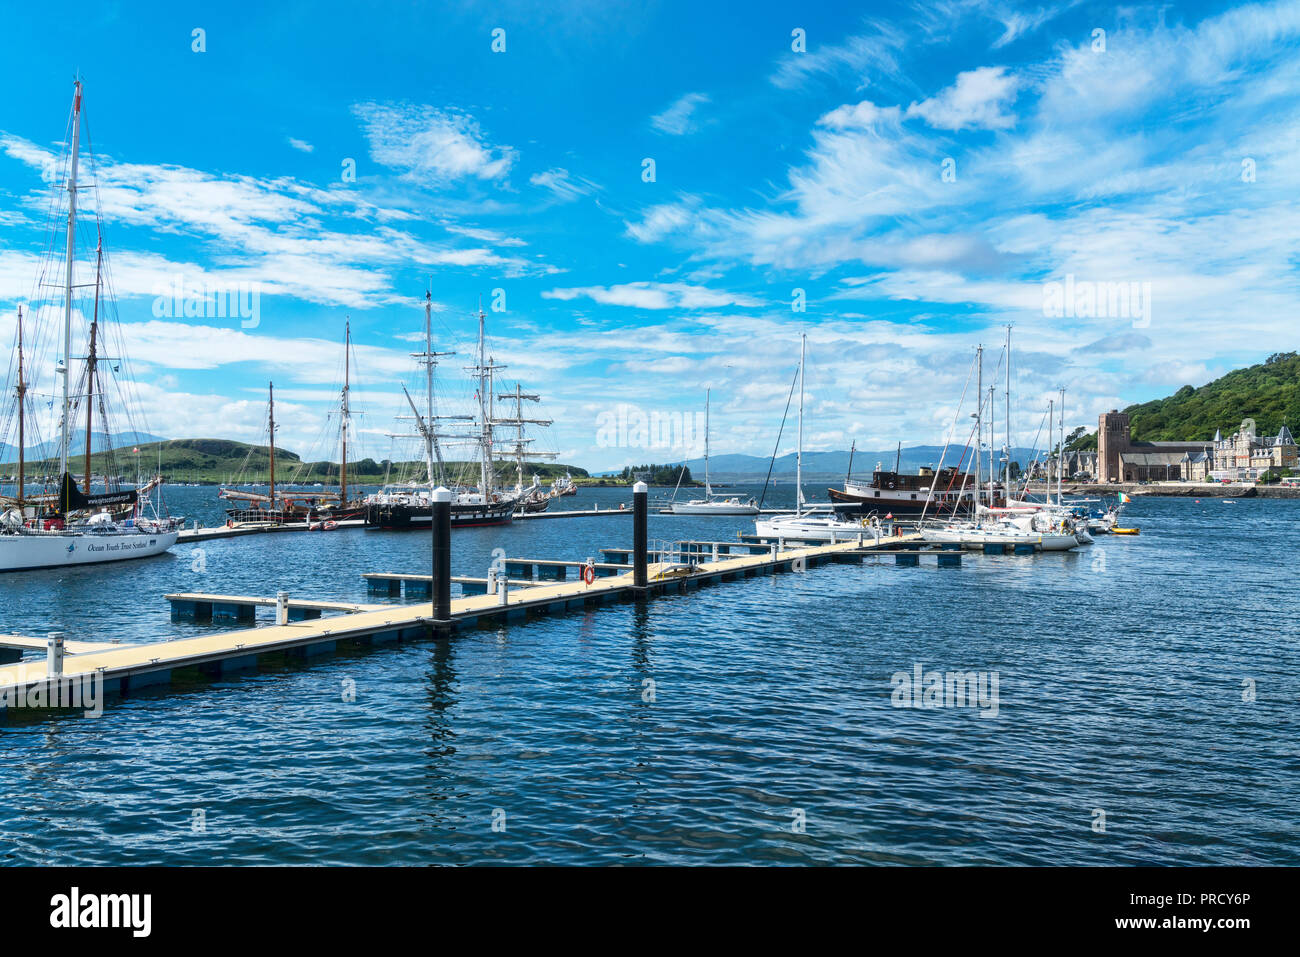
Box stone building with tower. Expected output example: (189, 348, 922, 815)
(1096, 410, 1214, 482)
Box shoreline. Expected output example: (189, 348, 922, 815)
(1042, 482, 1300, 499)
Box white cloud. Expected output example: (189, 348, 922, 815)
(529, 167, 598, 201)
(0, 130, 553, 308)
(770, 21, 909, 89)
(650, 93, 710, 135)
(542, 282, 763, 310)
(817, 100, 902, 129)
(442, 224, 526, 246)
(623, 199, 702, 244)
(906, 66, 1020, 130)
(350, 102, 516, 185)
(287, 137, 315, 153)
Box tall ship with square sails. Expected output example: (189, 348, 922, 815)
(363, 295, 551, 529)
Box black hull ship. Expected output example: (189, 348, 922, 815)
(363, 492, 514, 529)
(828, 467, 982, 518)
(361, 295, 555, 530)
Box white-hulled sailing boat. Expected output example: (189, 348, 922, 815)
(666, 389, 758, 515)
(755, 334, 869, 541)
(918, 333, 1077, 551)
(0, 80, 180, 571)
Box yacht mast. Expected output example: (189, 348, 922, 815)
(59, 79, 83, 481)
(514, 384, 525, 490)
(494, 382, 551, 492)
(797, 333, 805, 510)
(476, 298, 492, 498)
(340, 320, 350, 503)
(988, 385, 995, 508)
(15, 307, 25, 508)
(974, 344, 982, 516)
(268, 382, 276, 508)
(83, 237, 103, 491)
(414, 291, 454, 486)
(1004, 324, 1012, 495)
(703, 388, 711, 497)
(1058, 386, 1066, 504)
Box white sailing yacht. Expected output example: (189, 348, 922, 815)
(665, 389, 758, 515)
(919, 332, 1077, 551)
(0, 81, 180, 572)
(755, 334, 870, 541)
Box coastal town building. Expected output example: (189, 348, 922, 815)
(1096, 411, 1296, 483)
(1207, 419, 1297, 482)
(1096, 410, 1213, 482)
(1025, 450, 1098, 482)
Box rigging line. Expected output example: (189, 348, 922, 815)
(950, 417, 983, 514)
(1018, 406, 1052, 498)
(758, 362, 802, 510)
(920, 349, 978, 522)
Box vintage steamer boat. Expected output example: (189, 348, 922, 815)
(828, 466, 979, 518)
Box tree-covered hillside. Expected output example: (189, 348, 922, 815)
(3, 437, 589, 486)
(1069, 352, 1300, 449)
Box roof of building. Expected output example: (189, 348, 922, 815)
(1214, 428, 1222, 441)
(1120, 451, 1189, 467)
(1276, 425, 1294, 447)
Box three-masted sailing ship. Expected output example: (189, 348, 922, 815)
(363, 295, 552, 529)
(0, 80, 180, 571)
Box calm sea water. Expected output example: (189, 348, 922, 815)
(1, 484, 1296, 865)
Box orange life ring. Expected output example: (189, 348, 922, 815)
(582, 562, 596, 585)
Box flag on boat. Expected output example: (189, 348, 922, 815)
(1118, 492, 1131, 504)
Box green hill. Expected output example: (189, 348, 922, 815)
(7, 437, 589, 486)
(1069, 352, 1300, 450)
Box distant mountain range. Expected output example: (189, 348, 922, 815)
(598, 445, 1045, 481)
(0, 431, 166, 464)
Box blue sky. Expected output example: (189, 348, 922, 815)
(1, 0, 1297, 472)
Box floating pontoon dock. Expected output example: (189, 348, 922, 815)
(175, 504, 633, 543)
(1, 485, 1022, 712)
